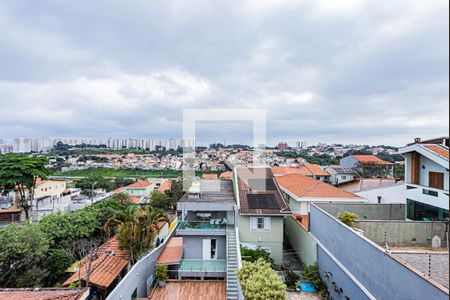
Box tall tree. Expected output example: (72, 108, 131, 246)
(104, 205, 167, 263)
(0, 154, 49, 219)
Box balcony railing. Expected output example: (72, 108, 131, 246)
(179, 259, 227, 272)
(178, 220, 227, 231)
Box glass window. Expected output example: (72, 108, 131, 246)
(257, 217, 265, 229)
(407, 199, 449, 221)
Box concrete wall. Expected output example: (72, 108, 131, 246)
(356, 183, 406, 204)
(238, 215, 284, 264)
(106, 228, 176, 300)
(310, 205, 449, 300)
(317, 246, 374, 300)
(183, 236, 226, 260)
(284, 216, 317, 266)
(316, 203, 405, 220)
(355, 220, 448, 247)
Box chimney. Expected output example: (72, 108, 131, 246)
(414, 137, 421, 144)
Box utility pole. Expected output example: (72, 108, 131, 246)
(91, 182, 97, 205)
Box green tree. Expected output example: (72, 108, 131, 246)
(74, 175, 115, 196)
(150, 190, 169, 210)
(240, 246, 274, 267)
(104, 205, 168, 263)
(337, 211, 360, 227)
(0, 221, 50, 287)
(238, 258, 287, 300)
(0, 154, 49, 219)
(165, 179, 184, 213)
(302, 264, 329, 298)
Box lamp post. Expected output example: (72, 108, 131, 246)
(91, 182, 97, 205)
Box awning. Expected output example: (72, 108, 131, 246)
(157, 237, 183, 265)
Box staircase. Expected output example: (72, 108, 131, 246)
(226, 226, 239, 300)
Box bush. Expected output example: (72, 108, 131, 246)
(301, 264, 329, 298)
(155, 265, 168, 281)
(240, 246, 274, 267)
(296, 215, 303, 222)
(238, 258, 287, 300)
(337, 211, 360, 227)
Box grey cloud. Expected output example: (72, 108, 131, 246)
(0, 0, 448, 146)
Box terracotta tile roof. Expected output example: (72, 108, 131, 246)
(113, 187, 124, 193)
(219, 171, 233, 180)
(201, 173, 218, 180)
(0, 288, 89, 300)
(292, 214, 309, 230)
(129, 196, 142, 204)
(63, 255, 129, 289)
(157, 237, 183, 265)
(236, 167, 291, 215)
(424, 145, 449, 160)
(126, 180, 152, 188)
(276, 174, 361, 198)
(272, 164, 330, 177)
(351, 155, 394, 165)
(35, 178, 45, 185)
(158, 180, 172, 193)
(96, 236, 131, 260)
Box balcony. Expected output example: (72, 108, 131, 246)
(176, 220, 227, 236)
(179, 259, 227, 272)
(406, 184, 449, 211)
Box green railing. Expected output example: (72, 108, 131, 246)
(178, 221, 226, 231)
(179, 259, 227, 272)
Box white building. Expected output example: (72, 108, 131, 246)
(398, 138, 449, 221)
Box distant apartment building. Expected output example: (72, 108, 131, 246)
(296, 140, 307, 150)
(234, 167, 291, 264)
(277, 142, 289, 151)
(398, 137, 449, 221)
(275, 174, 364, 214)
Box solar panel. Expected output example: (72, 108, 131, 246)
(247, 194, 278, 209)
(248, 179, 277, 191)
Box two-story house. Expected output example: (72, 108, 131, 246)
(234, 167, 291, 264)
(398, 138, 449, 221)
(175, 178, 240, 298)
(340, 154, 394, 178)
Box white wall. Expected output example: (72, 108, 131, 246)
(356, 184, 406, 204)
(419, 156, 449, 190)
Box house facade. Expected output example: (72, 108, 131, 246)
(340, 155, 394, 178)
(235, 167, 291, 264)
(325, 166, 359, 185)
(398, 139, 449, 221)
(275, 174, 364, 214)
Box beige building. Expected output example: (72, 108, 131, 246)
(34, 178, 67, 200)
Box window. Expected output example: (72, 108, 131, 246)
(342, 176, 347, 180)
(407, 199, 448, 221)
(251, 217, 270, 231)
(257, 217, 265, 229)
(429, 172, 444, 190)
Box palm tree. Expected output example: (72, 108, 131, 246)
(104, 205, 168, 263)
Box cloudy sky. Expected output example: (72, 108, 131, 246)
(0, 0, 448, 146)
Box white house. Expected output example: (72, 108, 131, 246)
(398, 138, 449, 221)
(275, 174, 365, 214)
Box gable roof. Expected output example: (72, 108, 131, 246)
(63, 255, 129, 289)
(96, 236, 131, 260)
(398, 143, 449, 168)
(272, 164, 330, 177)
(201, 173, 218, 180)
(126, 180, 152, 188)
(219, 171, 233, 180)
(424, 145, 449, 160)
(157, 237, 183, 265)
(236, 167, 291, 215)
(351, 155, 394, 165)
(276, 174, 361, 199)
(158, 180, 172, 193)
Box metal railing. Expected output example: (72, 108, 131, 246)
(178, 220, 227, 231)
(179, 259, 227, 272)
